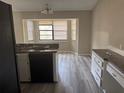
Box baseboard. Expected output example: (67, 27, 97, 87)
(78, 53, 91, 56)
(57, 51, 91, 57)
(57, 51, 73, 54)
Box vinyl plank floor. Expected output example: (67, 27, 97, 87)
(20, 53, 101, 93)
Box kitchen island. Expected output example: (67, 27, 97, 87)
(16, 44, 59, 83)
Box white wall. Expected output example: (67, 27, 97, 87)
(13, 12, 24, 43)
(71, 19, 79, 54)
(92, 0, 124, 51)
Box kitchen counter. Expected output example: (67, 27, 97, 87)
(93, 49, 124, 74)
(16, 44, 58, 54)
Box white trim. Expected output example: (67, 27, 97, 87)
(73, 52, 79, 56)
(77, 53, 91, 56)
(53, 53, 59, 82)
(57, 51, 91, 57)
(108, 46, 124, 56)
(57, 51, 79, 56)
(57, 51, 73, 54)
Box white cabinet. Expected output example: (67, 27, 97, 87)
(92, 50, 124, 93)
(16, 53, 31, 82)
(107, 63, 124, 88)
(91, 51, 104, 87)
(102, 63, 124, 93)
(53, 53, 59, 82)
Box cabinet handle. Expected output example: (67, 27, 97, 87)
(95, 58, 100, 64)
(98, 61, 100, 64)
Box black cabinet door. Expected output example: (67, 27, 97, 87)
(29, 53, 53, 82)
(0, 1, 20, 93)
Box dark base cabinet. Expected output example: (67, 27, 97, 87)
(29, 53, 54, 83)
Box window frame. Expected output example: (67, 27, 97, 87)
(38, 24, 54, 40)
(38, 21, 68, 41)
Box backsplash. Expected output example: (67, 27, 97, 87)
(16, 43, 59, 50)
(108, 45, 124, 57)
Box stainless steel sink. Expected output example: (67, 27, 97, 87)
(40, 49, 55, 52)
(106, 51, 112, 56)
(28, 49, 36, 52)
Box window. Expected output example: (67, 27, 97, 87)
(39, 25, 53, 40)
(38, 20, 67, 40)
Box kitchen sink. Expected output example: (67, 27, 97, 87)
(28, 49, 35, 52)
(27, 49, 57, 52)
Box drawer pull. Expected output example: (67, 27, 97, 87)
(98, 61, 100, 63)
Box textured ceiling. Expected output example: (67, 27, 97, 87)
(1, 0, 98, 11)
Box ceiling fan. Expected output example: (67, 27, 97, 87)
(41, 4, 53, 14)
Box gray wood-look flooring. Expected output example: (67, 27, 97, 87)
(20, 53, 100, 93)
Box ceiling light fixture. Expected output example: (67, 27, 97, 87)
(41, 4, 53, 15)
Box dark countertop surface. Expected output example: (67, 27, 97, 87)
(16, 44, 59, 54)
(93, 49, 124, 74)
(16, 49, 58, 53)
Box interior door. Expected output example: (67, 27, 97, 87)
(0, 1, 20, 93)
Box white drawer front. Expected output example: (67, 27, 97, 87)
(107, 64, 124, 88)
(92, 52, 103, 68)
(91, 63, 101, 87)
(94, 62, 102, 77)
(91, 52, 103, 87)
(94, 56, 103, 68)
(94, 71, 101, 87)
(92, 70, 101, 87)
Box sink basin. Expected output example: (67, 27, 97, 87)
(106, 51, 112, 56)
(27, 49, 57, 52)
(40, 49, 56, 52)
(28, 49, 36, 52)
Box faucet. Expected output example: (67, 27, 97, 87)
(106, 52, 112, 56)
(44, 45, 50, 49)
